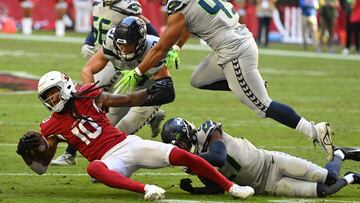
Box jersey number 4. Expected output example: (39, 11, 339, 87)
(71, 118, 102, 145)
(198, 0, 236, 18)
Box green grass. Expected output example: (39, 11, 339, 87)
(0, 34, 360, 202)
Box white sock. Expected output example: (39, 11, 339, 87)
(21, 18, 32, 35)
(55, 20, 65, 37)
(343, 173, 355, 184)
(334, 149, 345, 160)
(295, 117, 317, 139)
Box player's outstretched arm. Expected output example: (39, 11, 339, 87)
(81, 48, 109, 84)
(16, 132, 60, 175)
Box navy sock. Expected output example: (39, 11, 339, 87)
(265, 101, 301, 129)
(324, 156, 343, 184)
(66, 145, 77, 157)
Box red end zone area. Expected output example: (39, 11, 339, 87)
(0, 72, 39, 93)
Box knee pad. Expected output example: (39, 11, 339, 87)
(285, 158, 308, 177)
(276, 179, 295, 196)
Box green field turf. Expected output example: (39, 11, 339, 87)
(0, 33, 360, 202)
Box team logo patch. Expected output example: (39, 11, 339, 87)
(0, 72, 39, 94)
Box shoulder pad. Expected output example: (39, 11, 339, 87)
(111, 0, 142, 15)
(166, 0, 188, 15)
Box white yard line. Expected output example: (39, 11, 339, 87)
(1, 33, 360, 61)
(0, 172, 185, 176)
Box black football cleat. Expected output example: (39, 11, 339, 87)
(335, 147, 360, 161)
(345, 171, 360, 184)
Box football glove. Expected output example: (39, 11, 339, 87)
(16, 131, 42, 155)
(113, 69, 142, 95)
(165, 45, 180, 70)
(81, 44, 95, 59)
(198, 120, 223, 138)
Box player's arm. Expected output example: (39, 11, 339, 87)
(180, 176, 225, 195)
(196, 120, 227, 167)
(17, 133, 61, 175)
(81, 48, 109, 84)
(198, 129, 227, 167)
(175, 27, 191, 49)
(137, 12, 186, 74)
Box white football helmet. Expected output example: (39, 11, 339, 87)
(37, 71, 76, 112)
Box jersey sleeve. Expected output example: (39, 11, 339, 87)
(166, 0, 190, 15)
(111, 0, 142, 15)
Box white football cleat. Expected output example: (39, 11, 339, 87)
(144, 184, 166, 201)
(50, 152, 77, 165)
(228, 184, 254, 199)
(314, 122, 334, 161)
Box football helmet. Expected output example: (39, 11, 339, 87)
(113, 16, 147, 61)
(161, 118, 198, 153)
(103, 0, 120, 6)
(37, 71, 76, 112)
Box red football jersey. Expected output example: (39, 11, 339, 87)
(40, 84, 127, 161)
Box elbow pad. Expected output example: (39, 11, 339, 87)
(143, 77, 175, 106)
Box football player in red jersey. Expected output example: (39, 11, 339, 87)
(16, 71, 254, 201)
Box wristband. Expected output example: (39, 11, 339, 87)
(134, 67, 143, 76)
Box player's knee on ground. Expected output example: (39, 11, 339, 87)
(275, 177, 317, 197)
(87, 160, 107, 178)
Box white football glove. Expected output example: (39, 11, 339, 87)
(81, 44, 95, 59)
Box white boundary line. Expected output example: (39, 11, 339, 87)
(0, 172, 186, 176)
(1, 33, 360, 61)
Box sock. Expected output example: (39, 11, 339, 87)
(324, 155, 343, 184)
(87, 161, 145, 193)
(295, 117, 317, 139)
(265, 101, 301, 129)
(55, 20, 65, 37)
(65, 145, 77, 157)
(168, 147, 233, 191)
(334, 149, 345, 160)
(22, 18, 32, 35)
(343, 174, 355, 184)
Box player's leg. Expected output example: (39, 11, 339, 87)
(50, 144, 77, 165)
(115, 106, 162, 136)
(55, 0, 68, 37)
(87, 135, 165, 200)
(222, 39, 333, 159)
(190, 52, 229, 91)
(20, 0, 33, 35)
(129, 136, 254, 199)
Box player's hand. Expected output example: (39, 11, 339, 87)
(165, 45, 180, 69)
(180, 178, 195, 193)
(81, 44, 95, 59)
(113, 69, 141, 95)
(16, 131, 41, 155)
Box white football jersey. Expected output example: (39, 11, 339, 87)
(196, 127, 271, 193)
(92, 0, 142, 47)
(165, 0, 253, 64)
(102, 28, 165, 77)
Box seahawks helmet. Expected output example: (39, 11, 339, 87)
(113, 16, 147, 61)
(37, 71, 76, 112)
(161, 118, 199, 153)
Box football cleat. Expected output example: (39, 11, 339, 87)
(144, 184, 166, 201)
(314, 122, 334, 161)
(344, 171, 360, 184)
(228, 184, 254, 199)
(335, 147, 360, 161)
(50, 152, 77, 165)
(148, 110, 166, 138)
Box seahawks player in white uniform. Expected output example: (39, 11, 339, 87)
(161, 117, 360, 197)
(81, 16, 174, 135)
(114, 0, 334, 161)
(51, 0, 165, 165)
